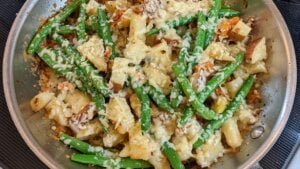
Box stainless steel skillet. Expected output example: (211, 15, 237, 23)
(3, 0, 297, 168)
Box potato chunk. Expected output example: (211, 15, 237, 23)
(129, 13, 147, 41)
(65, 90, 91, 114)
(45, 97, 70, 126)
(30, 92, 55, 112)
(173, 135, 192, 161)
(110, 57, 136, 87)
(205, 42, 235, 61)
(124, 39, 149, 64)
(245, 61, 267, 74)
(229, 20, 252, 41)
(85, 0, 99, 16)
(225, 77, 244, 98)
(222, 117, 243, 149)
(103, 127, 126, 147)
(212, 96, 229, 114)
(194, 131, 225, 167)
(246, 37, 267, 64)
(120, 123, 157, 160)
(77, 35, 107, 72)
(106, 97, 135, 134)
(76, 119, 102, 140)
(147, 41, 173, 73)
(143, 65, 172, 94)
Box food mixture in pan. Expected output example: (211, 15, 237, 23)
(28, 0, 267, 168)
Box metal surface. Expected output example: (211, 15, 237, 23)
(2, 0, 297, 169)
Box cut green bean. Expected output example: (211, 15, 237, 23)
(178, 107, 193, 127)
(146, 84, 173, 113)
(162, 141, 185, 169)
(59, 133, 105, 155)
(131, 81, 151, 133)
(52, 33, 110, 97)
(76, 4, 88, 41)
(71, 154, 152, 168)
(170, 80, 184, 109)
(186, 12, 207, 75)
(219, 8, 240, 17)
(197, 52, 244, 102)
(193, 75, 254, 149)
(97, 6, 118, 59)
(27, 0, 87, 54)
(147, 15, 197, 35)
(86, 15, 98, 32)
(173, 63, 216, 120)
(56, 25, 76, 35)
(204, 0, 222, 48)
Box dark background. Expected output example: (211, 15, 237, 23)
(0, 0, 299, 168)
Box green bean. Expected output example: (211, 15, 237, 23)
(197, 52, 244, 102)
(147, 15, 198, 35)
(219, 8, 240, 17)
(172, 63, 216, 120)
(27, 0, 87, 54)
(162, 141, 185, 169)
(76, 4, 88, 41)
(178, 32, 192, 64)
(170, 33, 191, 109)
(170, 80, 184, 109)
(52, 33, 110, 97)
(131, 81, 151, 133)
(146, 84, 173, 113)
(204, 0, 222, 48)
(86, 15, 98, 32)
(71, 154, 153, 168)
(186, 12, 207, 75)
(193, 75, 254, 149)
(97, 6, 118, 59)
(56, 25, 76, 35)
(59, 133, 105, 155)
(178, 107, 193, 127)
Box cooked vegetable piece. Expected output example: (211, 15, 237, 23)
(229, 20, 252, 41)
(97, 6, 118, 59)
(146, 84, 173, 113)
(30, 92, 54, 112)
(131, 81, 151, 133)
(71, 154, 152, 168)
(219, 8, 240, 17)
(77, 4, 88, 41)
(87, 15, 98, 32)
(172, 63, 216, 120)
(147, 15, 197, 35)
(178, 107, 193, 127)
(27, 0, 87, 54)
(193, 75, 254, 149)
(60, 133, 105, 155)
(204, 0, 222, 48)
(246, 37, 267, 64)
(56, 25, 76, 35)
(186, 12, 207, 75)
(52, 33, 110, 97)
(170, 80, 184, 109)
(170, 33, 191, 108)
(162, 141, 185, 169)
